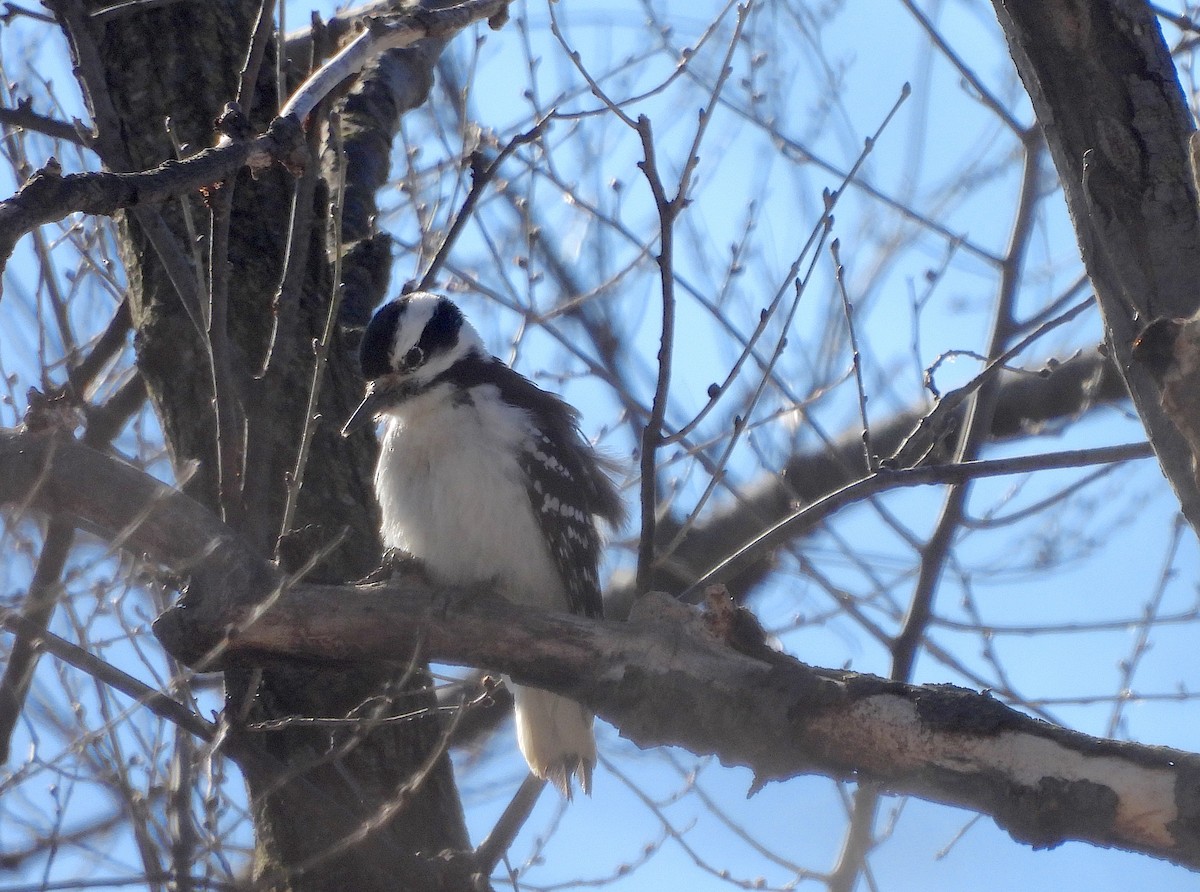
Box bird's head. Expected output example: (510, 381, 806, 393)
(342, 292, 485, 436)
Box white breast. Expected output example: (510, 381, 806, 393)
(374, 383, 568, 611)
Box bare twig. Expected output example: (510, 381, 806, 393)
(0, 103, 87, 146)
(88, 0, 187, 24)
(1105, 515, 1186, 738)
(252, 127, 319, 378)
(237, 0, 278, 109)
(207, 185, 247, 526)
(0, 116, 307, 283)
(2, 2, 55, 23)
(277, 113, 347, 546)
(634, 4, 749, 594)
(683, 441, 1154, 598)
(888, 293, 1092, 469)
(831, 238, 873, 471)
(415, 116, 551, 292)
(0, 610, 216, 743)
(653, 81, 913, 578)
(633, 112, 675, 596)
(899, 0, 1025, 134)
(293, 689, 471, 876)
(0, 517, 74, 763)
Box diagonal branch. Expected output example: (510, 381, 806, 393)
(622, 350, 1128, 608)
(281, 0, 513, 123)
(3, 428, 1198, 870)
(0, 428, 275, 596)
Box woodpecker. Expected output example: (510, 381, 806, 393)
(343, 292, 623, 796)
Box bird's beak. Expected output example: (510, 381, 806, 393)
(341, 387, 384, 437)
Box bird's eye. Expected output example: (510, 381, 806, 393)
(403, 346, 424, 369)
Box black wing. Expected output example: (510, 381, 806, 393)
(438, 354, 623, 618)
(519, 425, 609, 618)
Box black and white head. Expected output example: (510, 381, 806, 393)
(342, 292, 486, 435)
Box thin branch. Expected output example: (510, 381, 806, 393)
(88, 0, 187, 24)
(888, 293, 1091, 469)
(473, 773, 547, 875)
(207, 184, 247, 526)
(828, 786, 881, 892)
(292, 689, 471, 877)
(661, 81, 912, 452)
(832, 238, 873, 471)
(277, 114, 347, 546)
(654, 81, 913, 576)
(1105, 515, 1186, 737)
(0, 517, 74, 763)
(0, 104, 87, 146)
(0, 610, 216, 743)
(899, 0, 1026, 134)
(252, 127, 318, 378)
(633, 112, 675, 596)
(683, 441, 1154, 598)
(415, 116, 551, 292)
(634, 4, 749, 594)
(2, 2, 55, 23)
(887, 136, 1043, 711)
(0, 115, 307, 283)
(246, 697, 485, 732)
(236, 0, 278, 109)
(68, 298, 131, 395)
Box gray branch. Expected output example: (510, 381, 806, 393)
(2, 428, 1198, 871)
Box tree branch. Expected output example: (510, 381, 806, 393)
(153, 579, 1200, 871)
(3, 428, 1198, 871)
(991, 0, 1200, 537)
(0, 115, 307, 284)
(0, 0, 515, 294)
(281, 0, 513, 123)
(623, 350, 1128, 608)
(0, 102, 88, 146)
(0, 428, 276, 597)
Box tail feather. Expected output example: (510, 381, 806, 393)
(511, 684, 595, 798)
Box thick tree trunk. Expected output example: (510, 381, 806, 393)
(49, 2, 472, 888)
(991, 0, 1200, 534)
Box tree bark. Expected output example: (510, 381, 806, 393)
(990, 0, 1200, 534)
(44, 2, 472, 888)
(163, 583, 1200, 872)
